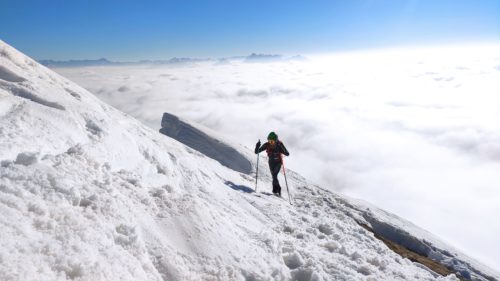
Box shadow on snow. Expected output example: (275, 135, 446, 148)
(225, 181, 254, 193)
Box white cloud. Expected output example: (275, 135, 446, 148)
(55, 45, 500, 269)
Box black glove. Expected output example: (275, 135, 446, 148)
(254, 140, 261, 154)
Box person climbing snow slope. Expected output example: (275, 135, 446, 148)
(255, 132, 290, 197)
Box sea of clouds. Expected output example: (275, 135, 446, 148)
(56, 45, 500, 269)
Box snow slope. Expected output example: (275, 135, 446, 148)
(0, 40, 497, 280)
(159, 112, 252, 175)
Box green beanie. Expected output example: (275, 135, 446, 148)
(267, 132, 278, 141)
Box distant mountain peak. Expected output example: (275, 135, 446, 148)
(245, 53, 283, 62)
(244, 53, 309, 63)
(39, 58, 114, 67)
(37, 54, 309, 68)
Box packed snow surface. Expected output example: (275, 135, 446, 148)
(1, 40, 498, 280)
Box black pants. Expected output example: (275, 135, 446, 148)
(269, 161, 282, 195)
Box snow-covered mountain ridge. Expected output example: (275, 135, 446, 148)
(0, 40, 497, 280)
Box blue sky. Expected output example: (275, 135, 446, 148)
(1, 0, 499, 60)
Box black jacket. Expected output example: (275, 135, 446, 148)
(255, 141, 289, 163)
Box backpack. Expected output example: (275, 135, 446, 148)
(266, 141, 282, 162)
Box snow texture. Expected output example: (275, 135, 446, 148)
(1, 40, 498, 281)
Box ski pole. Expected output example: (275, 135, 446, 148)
(255, 153, 259, 192)
(281, 155, 292, 205)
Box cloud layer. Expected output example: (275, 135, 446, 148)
(56, 45, 500, 269)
